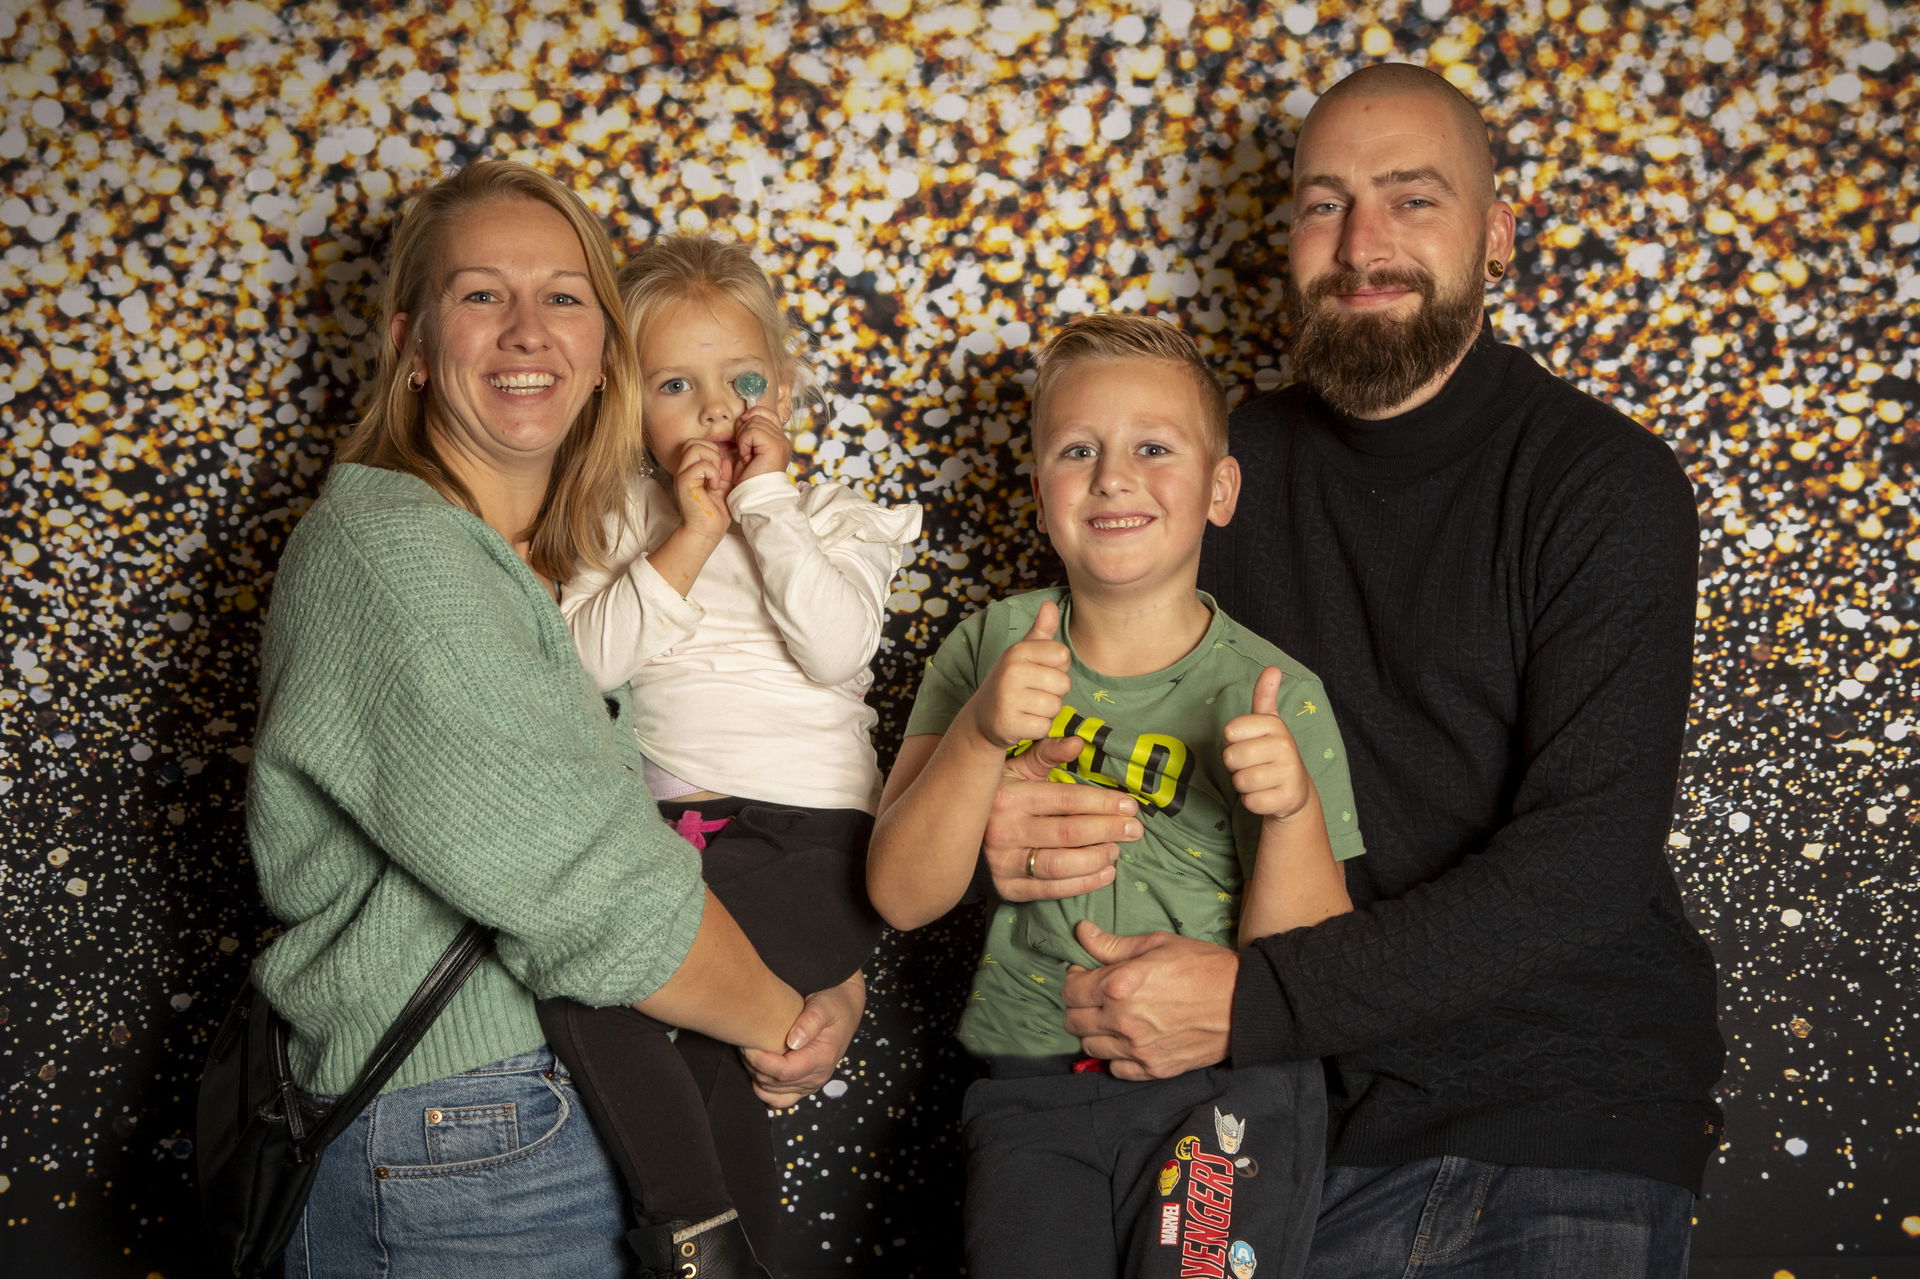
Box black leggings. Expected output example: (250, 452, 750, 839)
(536, 799, 882, 1274)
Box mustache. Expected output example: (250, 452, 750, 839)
(1300, 267, 1437, 306)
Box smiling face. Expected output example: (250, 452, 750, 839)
(399, 198, 606, 481)
(1031, 357, 1239, 604)
(635, 293, 783, 477)
(1287, 81, 1515, 417)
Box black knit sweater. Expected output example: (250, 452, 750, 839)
(1202, 326, 1725, 1192)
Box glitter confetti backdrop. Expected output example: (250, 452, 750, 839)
(2, 2, 1914, 1275)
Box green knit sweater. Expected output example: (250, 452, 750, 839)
(247, 463, 706, 1095)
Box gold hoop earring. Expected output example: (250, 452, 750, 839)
(1487, 259, 1507, 280)
(594, 373, 606, 391)
(406, 371, 426, 392)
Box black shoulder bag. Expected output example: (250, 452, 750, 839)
(196, 922, 492, 1277)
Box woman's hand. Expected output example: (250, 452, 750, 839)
(732, 407, 792, 486)
(673, 438, 736, 538)
(741, 970, 867, 1107)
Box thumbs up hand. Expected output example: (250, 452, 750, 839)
(967, 600, 1073, 751)
(1221, 666, 1314, 822)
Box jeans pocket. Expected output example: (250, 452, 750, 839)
(377, 1069, 571, 1180)
(422, 1101, 520, 1165)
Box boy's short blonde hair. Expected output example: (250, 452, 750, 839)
(617, 234, 822, 412)
(1030, 313, 1229, 457)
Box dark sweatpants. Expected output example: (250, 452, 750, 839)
(962, 1059, 1326, 1279)
(536, 799, 881, 1275)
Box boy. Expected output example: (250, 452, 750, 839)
(868, 314, 1365, 1278)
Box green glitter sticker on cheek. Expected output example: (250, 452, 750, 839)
(731, 371, 768, 405)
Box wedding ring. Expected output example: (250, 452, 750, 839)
(1027, 850, 1040, 878)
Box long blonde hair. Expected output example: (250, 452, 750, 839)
(337, 160, 641, 578)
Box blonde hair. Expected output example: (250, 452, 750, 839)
(617, 235, 821, 431)
(336, 160, 642, 580)
(1031, 313, 1228, 457)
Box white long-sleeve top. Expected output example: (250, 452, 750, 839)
(562, 471, 923, 814)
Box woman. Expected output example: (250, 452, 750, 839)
(246, 161, 861, 1278)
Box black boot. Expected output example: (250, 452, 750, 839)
(628, 1210, 771, 1279)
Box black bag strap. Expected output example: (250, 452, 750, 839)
(296, 921, 493, 1158)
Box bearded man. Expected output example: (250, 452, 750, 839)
(984, 64, 1726, 1275)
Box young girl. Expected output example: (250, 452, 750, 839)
(536, 235, 920, 1279)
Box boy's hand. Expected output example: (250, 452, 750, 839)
(1221, 666, 1314, 822)
(733, 407, 792, 485)
(967, 600, 1072, 751)
(674, 438, 735, 538)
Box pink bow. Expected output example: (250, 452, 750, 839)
(670, 810, 733, 851)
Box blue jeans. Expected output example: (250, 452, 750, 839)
(1306, 1157, 1693, 1279)
(285, 1047, 628, 1278)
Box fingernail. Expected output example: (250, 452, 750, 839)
(1123, 821, 1142, 838)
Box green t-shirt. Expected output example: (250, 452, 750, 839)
(904, 587, 1365, 1059)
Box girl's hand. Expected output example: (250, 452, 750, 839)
(733, 407, 792, 485)
(966, 600, 1072, 751)
(1221, 666, 1314, 822)
(673, 438, 735, 539)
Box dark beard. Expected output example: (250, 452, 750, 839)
(1287, 266, 1483, 417)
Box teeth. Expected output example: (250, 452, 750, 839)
(1090, 516, 1151, 529)
(488, 372, 557, 393)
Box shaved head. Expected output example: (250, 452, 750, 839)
(1297, 64, 1498, 205)
(1282, 63, 1516, 417)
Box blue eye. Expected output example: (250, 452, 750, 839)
(463, 289, 499, 303)
(1138, 443, 1170, 457)
(549, 292, 584, 306)
(1062, 444, 1096, 460)
(659, 377, 692, 395)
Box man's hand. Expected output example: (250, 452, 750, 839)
(1222, 666, 1314, 822)
(983, 735, 1140, 902)
(741, 970, 866, 1107)
(1062, 921, 1237, 1080)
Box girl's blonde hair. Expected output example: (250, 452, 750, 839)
(336, 160, 642, 579)
(617, 235, 821, 432)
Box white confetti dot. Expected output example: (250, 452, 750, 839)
(1703, 34, 1735, 62)
(1282, 4, 1316, 35)
(1853, 41, 1896, 72)
(1784, 1137, 1808, 1156)
(65, 877, 88, 897)
(1626, 242, 1666, 277)
(1779, 908, 1803, 927)
(1837, 679, 1863, 699)
(821, 1079, 849, 1099)
(31, 98, 64, 128)
(1112, 14, 1146, 43)
(1825, 74, 1862, 105)
(1727, 812, 1750, 833)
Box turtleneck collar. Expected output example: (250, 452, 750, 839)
(1309, 316, 1518, 477)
